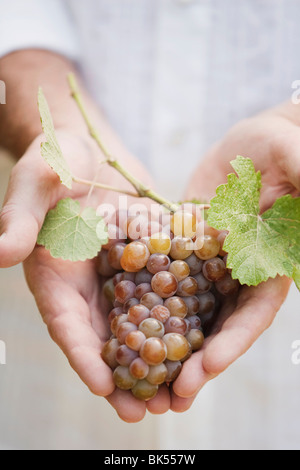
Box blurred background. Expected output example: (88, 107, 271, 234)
(1, 148, 300, 450)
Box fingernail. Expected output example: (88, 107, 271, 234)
(0, 232, 6, 242)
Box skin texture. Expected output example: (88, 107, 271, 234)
(0, 50, 298, 422)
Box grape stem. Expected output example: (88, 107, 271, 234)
(67, 72, 180, 213)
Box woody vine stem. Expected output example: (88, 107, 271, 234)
(68, 72, 208, 214)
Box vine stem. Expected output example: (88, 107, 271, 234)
(67, 73, 180, 213)
(72, 176, 140, 198)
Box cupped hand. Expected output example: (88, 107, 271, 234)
(0, 130, 169, 422)
(171, 101, 299, 409)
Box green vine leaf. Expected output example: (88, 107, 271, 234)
(37, 198, 108, 261)
(38, 88, 73, 189)
(207, 156, 300, 290)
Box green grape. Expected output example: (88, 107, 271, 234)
(168, 260, 190, 281)
(113, 366, 138, 390)
(129, 357, 149, 379)
(131, 379, 158, 401)
(138, 318, 165, 338)
(162, 333, 190, 361)
(146, 363, 168, 385)
(151, 271, 178, 298)
(164, 296, 188, 318)
(140, 337, 167, 365)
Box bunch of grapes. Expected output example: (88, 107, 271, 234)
(98, 205, 240, 401)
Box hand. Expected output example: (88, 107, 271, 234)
(171, 101, 299, 407)
(1, 129, 171, 422)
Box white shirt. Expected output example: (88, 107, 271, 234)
(0, 0, 300, 451)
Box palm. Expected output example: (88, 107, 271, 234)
(18, 132, 171, 422)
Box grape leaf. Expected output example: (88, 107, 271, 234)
(207, 156, 300, 290)
(38, 88, 73, 189)
(37, 198, 108, 261)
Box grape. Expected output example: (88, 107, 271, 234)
(164, 360, 182, 382)
(140, 337, 167, 365)
(170, 210, 197, 238)
(116, 321, 137, 344)
(108, 243, 126, 270)
(203, 221, 221, 238)
(164, 296, 188, 318)
(217, 230, 228, 257)
(202, 257, 227, 282)
(186, 315, 201, 329)
(185, 253, 203, 275)
(138, 318, 165, 338)
(194, 235, 221, 260)
(135, 268, 153, 285)
(146, 363, 168, 385)
(150, 304, 171, 323)
(147, 253, 171, 274)
(151, 271, 178, 298)
(183, 296, 200, 316)
(164, 316, 188, 335)
(113, 272, 136, 286)
(125, 330, 146, 351)
(135, 283, 152, 300)
(129, 357, 149, 379)
(163, 333, 190, 361)
(127, 304, 150, 325)
(123, 297, 140, 312)
(168, 260, 190, 281)
(131, 379, 158, 401)
(101, 338, 120, 369)
(197, 292, 216, 315)
(96, 249, 119, 277)
(115, 344, 139, 366)
(170, 237, 193, 260)
(102, 212, 238, 401)
(121, 241, 150, 272)
(113, 366, 138, 390)
(102, 278, 115, 304)
(110, 313, 129, 336)
(215, 272, 240, 296)
(140, 292, 164, 310)
(108, 307, 124, 324)
(148, 232, 172, 255)
(114, 280, 136, 304)
(194, 272, 212, 294)
(185, 329, 204, 351)
(176, 276, 198, 297)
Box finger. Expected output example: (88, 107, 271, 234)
(275, 122, 300, 193)
(24, 254, 115, 397)
(173, 276, 291, 398)
(146, 384, 170, 415)
(106, 388, 147, 423)
(0, 156, 58, 267)
(170, 390, 196, 413)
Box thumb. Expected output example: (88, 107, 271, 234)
(0, 157, 58, 268)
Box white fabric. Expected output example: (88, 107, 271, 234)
(0, 0, 79, 60)
(0, 0, 300, 450)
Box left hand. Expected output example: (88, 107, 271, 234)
(170, 101, 299, 410)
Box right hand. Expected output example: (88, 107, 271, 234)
(0, 130, 170, 422)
